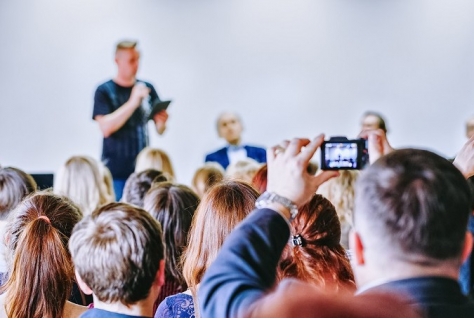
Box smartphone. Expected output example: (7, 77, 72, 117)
(320, 137, 369, 170)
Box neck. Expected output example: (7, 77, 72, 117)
(92, 295, 154, 317)
(228, 139, 241, 146)
(114, 74, 136, 87)
(355, 259, 460, 291)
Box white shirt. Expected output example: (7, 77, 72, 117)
(227, 145, 248, 164)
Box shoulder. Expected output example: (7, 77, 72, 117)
(156, 293, 194, 318)
(206, 147, 227, 158)
(138, 80, 155, 90)
(96, 80, 115, 92)
(245, 145, 266, 152)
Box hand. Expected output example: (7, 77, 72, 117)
(266, 135, 339, 207)
(453, 136, 474, 178)
(154, 110, 169, 135)
(359, 129, 394, 164)
(130, 82, 151, 106)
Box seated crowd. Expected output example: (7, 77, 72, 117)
(1, 111, 474, 318)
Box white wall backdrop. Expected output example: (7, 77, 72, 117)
(1, 0, 474, 184)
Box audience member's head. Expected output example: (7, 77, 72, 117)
(360, 111, 388, 133)
(466, 115, 474, 140)
(353, 149, 472, 287)
(216, 112, 244, 145)
(54, 156, 112, 216)
(143, 183, 200, 292)
(121, 169, 167, 207)
(317, 170, 359, 249)
(69, 202, 164, 317)
(251, 164, 268, 194)
(2, 192, 83, 318)
(0, 167, 37, 221)
(226, 158, 262, 183)
(192, 163, 225, 198)
(98, 163, 115, 202)
(182, 181, 258, 294)
(278, 194, 355, 292)
(135, 147, 176, 181)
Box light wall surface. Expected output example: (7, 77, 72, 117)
(1, 0, 474, 184)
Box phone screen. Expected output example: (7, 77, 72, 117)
(324, 142, 359, 169)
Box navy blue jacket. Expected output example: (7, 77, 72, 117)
(364, 277, 474, 317)
(198, 208, 474, 317)
(204, 145, 266, 169)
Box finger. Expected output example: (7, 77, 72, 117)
(268, 140, 291, 163)
(298, 134, 325, 163)
(358, 129, 369, 139)
(286, 138, 311, 157)
(278, 140, 291, 150)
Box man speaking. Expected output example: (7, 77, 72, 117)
(93, 40, 168, 200)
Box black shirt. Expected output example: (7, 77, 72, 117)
(93, 80, 159, 179)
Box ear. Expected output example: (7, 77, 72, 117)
(155, 259, 165, 287)
(461, 232, 473, 264)
(75, 270, 93, 295)
(350, 231, 365, 265)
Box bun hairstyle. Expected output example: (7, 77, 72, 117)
(2, 192, 82, 318)
(278, 194, 355, 291)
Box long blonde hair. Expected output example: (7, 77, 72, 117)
(317, 170, 359, 225)
(135, 147, 176, 181)
(54, 156, 112, 216)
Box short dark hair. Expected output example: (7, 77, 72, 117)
(0, 167, 37, 219)
(355, 149, 471, 262)
(143, 183, 200, 290)
(69, 202, 164, 305)
(362, 111, 388, 133)
(122, 169, 167, 207)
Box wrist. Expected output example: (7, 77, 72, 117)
(255, 191, 298, 222)
(453, 160, 471, 179)
(256, 202, 291, 220)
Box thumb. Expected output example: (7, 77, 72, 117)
(312, 170, 339, 188)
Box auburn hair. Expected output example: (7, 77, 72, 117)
(251, 164, 268, 194)
(2, 191, 82, 318)
(278, 194, 355, 292)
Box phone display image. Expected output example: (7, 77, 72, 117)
(320, 137, 369, 171)
(324, 143, 358, 169)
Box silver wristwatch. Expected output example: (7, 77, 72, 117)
(255, 191, 298, 221)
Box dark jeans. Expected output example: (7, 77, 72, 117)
(113, 179, 126, 201)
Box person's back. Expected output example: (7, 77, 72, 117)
(0, 167, 36, 276)
(69, 202, 165, 318)
(278, 194, 355, 292)
(143, 183, 200, 310)
(0, 191, 86, 318)
(156, 180, 259, 318)
(352, 148, 474, 317)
